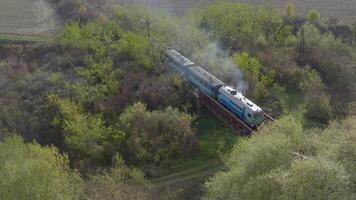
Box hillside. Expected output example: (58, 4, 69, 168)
(0, 0, 60, 35)
(0, 1, 355, 200)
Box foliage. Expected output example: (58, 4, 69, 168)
(308, 9, 321, 22)
(192, 3, 283, 50)
(284, 0, 295, 19)
(299, 68, 333, 123)
(119, 102, 196, 164)
(84, 154, 148, 200)
(0, 136, 83, 200)
(112, 5, 208, 54)
(203, 116, 356, 200)
(301, 23, 356, 116)
(48, 95, 125, 166)
(60, 21, 155, 71)
(117, 31, 156, 70)
(234, 52, 273, 100)
(74, 56, 120, 101)
(0, 2, 356, 199)
(274, 25, 297, 46)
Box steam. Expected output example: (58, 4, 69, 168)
(192, 42, 248, 94)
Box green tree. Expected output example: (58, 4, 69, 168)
(284, 0, 295, 19)
(0, 136, 83, 200)
(74, 56, 120, 101)
(299, 68, 333, 123)
(84, 154, 148, 200)
(48, 95, 125, 165)
(119, 102, 196, 164)
(234, 52, 273, 100)
(308, 9, 320, 23)
(203, 116, 356, 200)
(193, 3, 283, 50)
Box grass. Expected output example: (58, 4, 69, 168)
(0, 33, 47, 43)
(149, 108, 239, 186)
(195, 112, 238, 159)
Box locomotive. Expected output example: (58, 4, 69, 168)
(165, 49, 264, 127)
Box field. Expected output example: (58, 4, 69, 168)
(0, 0, 60, 35)
(0, 0, 354, 37)
(106, 0, 356, 23)
(0, 33, 47, 43)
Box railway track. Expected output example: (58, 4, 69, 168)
(195, 89, 274, 135)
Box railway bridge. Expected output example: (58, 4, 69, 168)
(193, 89, 274, 135)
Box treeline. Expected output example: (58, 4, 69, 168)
(0, 1, 355, 200)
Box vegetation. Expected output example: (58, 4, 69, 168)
(203, 116, 356, 200)
(0, 136, 83, 200)
(119, 102, 196, 164)
(0, 1, 355, 200)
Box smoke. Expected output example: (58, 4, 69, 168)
(192, 42, 248, 94)
(91, 2, 248, 92)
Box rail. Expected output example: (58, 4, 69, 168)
(263, 112, 275, 122)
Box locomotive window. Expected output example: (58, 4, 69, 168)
(248, 114, 251, 118)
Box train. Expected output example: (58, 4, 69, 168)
(165, 49, 264, 128)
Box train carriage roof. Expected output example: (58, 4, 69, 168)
(220, 86, 262, 112)
(189, 65, 224, 87)
(165, 49, 195, 67)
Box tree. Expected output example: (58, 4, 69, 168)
(84, 154, 148, 200)
(284, 0, 295, 19)
(193, 3, 283, 50)
(48, 95, 125, 166)
(234, 52, 273, 100)
(0, 136, 83, 200)
(299, 68, 333, 123)
(308, 9, 320, 23)
(119, 102, 196, 164)
(203, 116, 356, 200)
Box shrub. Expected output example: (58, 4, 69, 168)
(119, 102, 196, 164)
(203, 116, 356, 200)
(0, 136, 83, 200)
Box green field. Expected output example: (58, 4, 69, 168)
(0, 34, 47, 43)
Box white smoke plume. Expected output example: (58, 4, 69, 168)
(192, 42, 248, 94)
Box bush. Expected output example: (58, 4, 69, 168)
(304, 93, 333, 124)
(203, 116, 356, 200)
(84, 154, 148, 200)
(0, 136, 83, 200)
(299, 68, 333, 123)
(48, 95, 125, 167)
(119, 102, 196, 164)
(192, 3, 283, 50)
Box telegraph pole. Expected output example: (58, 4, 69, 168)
(298, 27, 305, 65)
(140, 18, 151, 38)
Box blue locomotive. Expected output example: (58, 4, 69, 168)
(165, 49, 264, 127)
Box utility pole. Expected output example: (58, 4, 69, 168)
(140, 18, 151, 38)
(298, 27, 305, 65)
